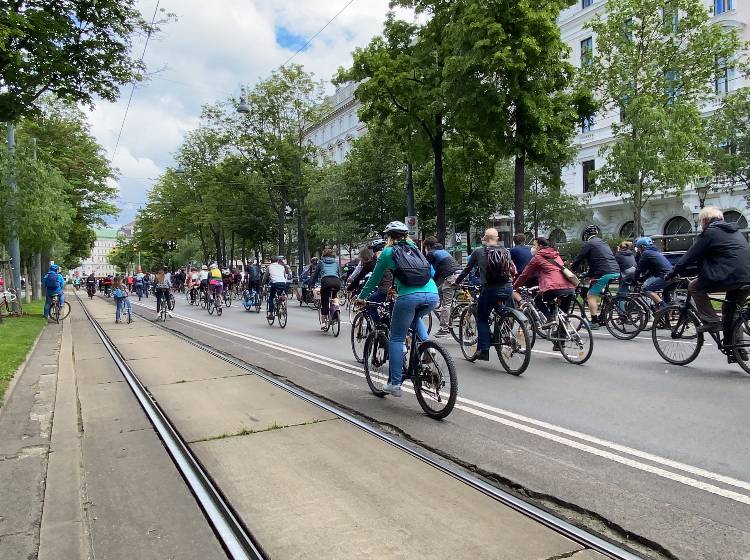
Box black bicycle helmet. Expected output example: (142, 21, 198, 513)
(582, 224, 600, 241)
(370, 238, 386, 252)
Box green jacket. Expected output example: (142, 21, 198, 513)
(358, 241, 438, 300)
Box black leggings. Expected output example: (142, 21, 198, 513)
(535, 289, 575, 321)
(155, 288, 171, 313)
(320, 276, 342, 316)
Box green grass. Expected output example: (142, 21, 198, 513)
(0, 300, 46, 404)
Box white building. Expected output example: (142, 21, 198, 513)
(305, 81, 367, 164)
(557, 0, 750, 249)
(71, 228, 119, 278)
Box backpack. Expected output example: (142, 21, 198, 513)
(391, 241, 431, 287)
(45, 272, 60, 291)
(485, 246, 512, 283)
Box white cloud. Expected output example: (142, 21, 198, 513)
(91, 0, 400, 226)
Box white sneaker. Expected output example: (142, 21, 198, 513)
(381, 383, 402, 397)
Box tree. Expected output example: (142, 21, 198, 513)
(336, 12, 451, 243)
(438, 0, 589, 236)
(0, 0, 158, 122)
(523, 165, 584, 237)
(708, 87, 750, 192)
(581, 0, 743, 235)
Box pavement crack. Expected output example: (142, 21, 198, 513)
(188, 418, 333, 444)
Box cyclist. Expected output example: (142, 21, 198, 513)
(134, 268, 145, 298)
(357, 221, 438, 396)
(310, 248, 342, 330)
(43, 264, 65, 319)
(85, 272, 97, 297)
(126, 274, 134, 293)
(346, 249, 374, 298)
(361, 240, 393, 324)
(245, 261, 261, 293)
(453, 228, 516, 361)
(103, 274, 113, 297)
(633, 237, 673, 309)
(72, 276, 81, 290)
(112, 276, 133, 323)
(423, 236, 462, 337)
(142, 271, 151, 298)
(199, 264, 210, 299)
(221, 266, 232, 293)
(510, 233, 533, 274)
(207, 262, 224, 306)
(570, 224, 620, 329)
(153, 268, 172, 319)
(301, 257, 318, 302)
(666, 207, 750, 359)
(615, 241, 637, 296)
(263, 256, 292, 319)
(513, 237, 576, 350)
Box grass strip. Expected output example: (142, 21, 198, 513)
(0, 300, 47, 404)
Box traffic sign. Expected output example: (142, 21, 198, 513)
(405, 216, 418, 238)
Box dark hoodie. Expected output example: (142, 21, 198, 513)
(673, 221, 750, 288)
(615, 249, 636, 273)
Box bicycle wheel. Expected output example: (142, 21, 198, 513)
(604, 296, 646, 340)
(414, 340, 458, 419)
(732, 316, 750, 375)
(52, 302, 60, 324)
(651, 306, 703, 366)
(266, 304, 275, 325)
(207, 297, 215, 315)
(495, 314, 531, 376)
(216, 302, 223, 316)
(572, 296, 587, 319)
(522, 307, 538, 349)
(331, 312, 341, 337)
(558, 314, 593, 365)
(459, 306, 479, 361)
(224, 291, 231, 308)
(254, 294, 261, 313)
(168, 294, 176, 311)
(200, 292, 207, 309)
(350, 312, 372, 364)
(449, 304, 465, 343)
(61, 301, 71, 320)
(363, 331, 389, 396)
(278, 301, 287, 328)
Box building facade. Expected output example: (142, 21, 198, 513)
(558, 0, 750, 248)
(304, 81, 367, 164)
(71, 228, 119, 277)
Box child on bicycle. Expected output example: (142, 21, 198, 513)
(112, 276, 133, 324)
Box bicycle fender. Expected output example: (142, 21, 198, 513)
(503, 307, 529, 324)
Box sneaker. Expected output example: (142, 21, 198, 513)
(476, 349, 490, 361)
(381, 383, 402, 397)
(552, 343, 561, 352)
(435, 327, 450, 337)
(588, 320, 600, 330)
(697, 322, 721, 333)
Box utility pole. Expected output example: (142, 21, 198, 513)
(406, 163, 415, 217)
(6, 124, 22, 313)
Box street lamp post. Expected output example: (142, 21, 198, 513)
(693, 179, 712, 232)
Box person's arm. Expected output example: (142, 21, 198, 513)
(570, 243, 590, 273)
(453, 250, 478, 285)
(358, 250, 392, 300)
(310, 263, 321, 285)
(672, 234, 710, 277)
(262, 270, 269, 285)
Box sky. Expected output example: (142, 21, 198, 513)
(89, 0, 405, 226)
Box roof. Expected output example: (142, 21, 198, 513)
(95, 228, 120, 240)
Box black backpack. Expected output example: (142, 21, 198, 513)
(391, 241, 432, 287)
(485, 246, 512, 283)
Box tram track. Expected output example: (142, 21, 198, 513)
(78, 293, 647, 560)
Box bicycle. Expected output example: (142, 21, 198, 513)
(319, 291, 341, 337)
(363, 301, 458, 419)
(266, 287, 288, 328)
(651, 278, 750, 374)
(206, 287, 223, 317)
(428, 283, 477, 341)
(458, 296, 532, 376)
(48, 294, 71, 324)
(577, 276, 646, 340)
(242, 288, 262, 313)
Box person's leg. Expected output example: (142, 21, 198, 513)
(476, 288, 498, 354)
(115, 298, 122, 322)
(124, 298, 132, 317)
(642, 277, 663, 306)
(320, 281, 331, 317)
(411, 292, 439, 342)
(388, 294, 421, 388)
(439, 281, 456, 329)
(44, 294, 52, 318)
(722, 287, 750, 343)
(688, 279, 720, 329)
(366, 290, 386, 323)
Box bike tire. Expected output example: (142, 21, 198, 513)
(350, 312, 372, 364)
(448, 304, 465, 343)
(363, 331, 389, 397)
(604, 296, 646, 340)
(331, 312, 341, 338)
(459, 306, 479, 361)
(732, 316, 750, 376)
(495, 314, 532, 376)
(216, 303, 222, 316)
(168, 294, 175, 311)
(414, 340, 458, 419)
(61, 301, 72, 320)
(254, 295, 261, 313)
(651, 306, 703, 366)
(522, 307, 538, 349)
(278, 302, 287, 328)
(207, 298, 215, 315)
(558, 314, 594, 365)
(224, 292, 231, 308)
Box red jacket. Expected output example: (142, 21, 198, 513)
(513, 247, 575, 293)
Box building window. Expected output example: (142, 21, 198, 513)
(715, 56, 730, 95)
(664, 69, 680, 102)
(723, 210, 748, 229)
(663, 1, 679, 32)
(582, 160, 595, 193)
(581, 114, 595, 132)
(664, 216, 692, 236)
(619, 221, 643, 239)
(582, 0, 593, 8)
(715, 0, 733, 15)
(549, 229, 567, 244)
(580, 37, 593, 67)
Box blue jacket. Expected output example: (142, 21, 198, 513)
(635, 246, 672, 281)
(44, 271, 65, 294)
(311, 256, 340, 284)
(426, 246, 461, 286)
(510, 245, 533, 274)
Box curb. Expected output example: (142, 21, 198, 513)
(0, 324, 49, 412)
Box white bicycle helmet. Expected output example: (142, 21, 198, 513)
(382, 221, 409, 235)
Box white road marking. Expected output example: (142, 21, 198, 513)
(129, 300, 750, 504)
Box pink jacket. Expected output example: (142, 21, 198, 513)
(513, 247, 575, 293)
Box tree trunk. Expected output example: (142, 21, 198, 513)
(24, 257, 31, 304)
(465, 227, 472, 257)
(633, 177, 643, 240)
(277, 208, 286, 256)
(32, 253, 41, 300)
(433, 114, 446, 245)
(230, 231, 235, 267)
(40, 249, 50, 298)
(514, 153, 526, 236)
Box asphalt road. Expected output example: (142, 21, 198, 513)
(123, 291, 750, 560)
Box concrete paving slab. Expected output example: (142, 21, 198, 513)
(82, 429, 226, 560)
(192, 420, 581, 560)
(570, 551, 609, 559)
(113, 339, 189, 360)
(126, 351, 248, 386)
(73, 356, 123, 385)
(0, 452, 46, 536)
(77, 381, 152, 436)
(151, 374, 337, 442)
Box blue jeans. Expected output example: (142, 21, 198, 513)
(388, 292, 439, 386)
(267, 283, 288, 314)
(115, 297, 132, 321)
(477, 286, 514, 352)
(617, 269, 635, 296)
(44, 292, 64, 318)
(642, 276, 671, 303)
(366, 290, 388, 324)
